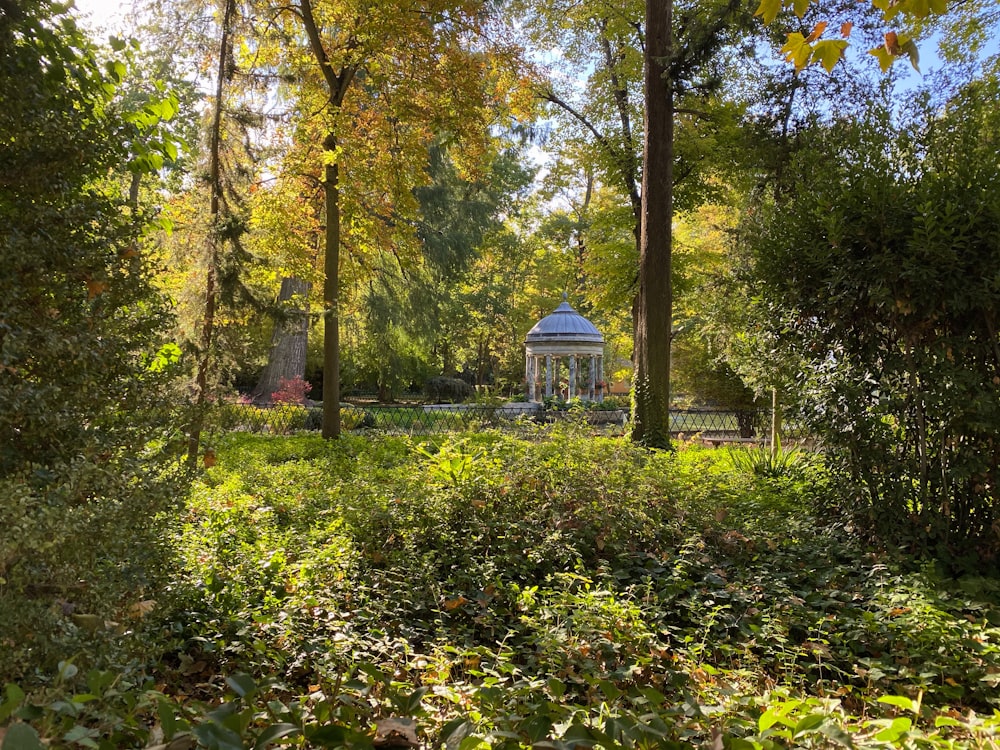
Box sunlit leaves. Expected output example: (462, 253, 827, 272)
(758, 0, 948, 71)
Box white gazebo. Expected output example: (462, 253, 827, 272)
(525, 294, 605, 402)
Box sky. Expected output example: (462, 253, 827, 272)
(72, 0, 129, 34)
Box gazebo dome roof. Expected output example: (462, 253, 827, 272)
(525, 295, 605, 344)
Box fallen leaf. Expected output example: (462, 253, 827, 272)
(86, 279, 110, 299)
(129, 599, 157, 618)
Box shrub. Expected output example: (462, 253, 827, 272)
(424, 376, 474, 404)
(270, 376, 312, 405)
(0, 1, 184, 682)
(738, 79, 1000, 571)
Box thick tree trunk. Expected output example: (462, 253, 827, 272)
(633, 0, 673, 448)
(252, 276, 310, 403)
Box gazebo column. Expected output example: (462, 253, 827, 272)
(588, 355, 597, 400)
(545, 355, 553, 398)
(597, 354, 604, 402)
(568, 355, 577, 399)
(526, 354, 536, 401)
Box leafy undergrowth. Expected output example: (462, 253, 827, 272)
(4, 425, 1000, 748)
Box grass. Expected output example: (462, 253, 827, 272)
(3, 427, 1000, 748)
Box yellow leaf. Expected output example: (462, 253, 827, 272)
(792, 0, 810, 17)
(869, 45, 895, 72)
(71, 613, 104, 632)
(443, 596, 468, 610)
(780, 33, 813, 70)
(755, 0, 783, 24)
(814, 39, 848, 72)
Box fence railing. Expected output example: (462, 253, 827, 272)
(211, 401, 769, 439)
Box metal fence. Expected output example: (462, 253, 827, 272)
(211, 401, 769, 439)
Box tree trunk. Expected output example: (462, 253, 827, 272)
(632, 0, 673, 448)
(187, 0, 235, 466)
(321, 153, 341, 437)
(298, 0, 356, 439)
(252, 276, 310, 403)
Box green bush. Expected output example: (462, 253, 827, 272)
(0, 0, 184, 682)
(424, 376, 475, 403)
(738, 78, 1000, 571)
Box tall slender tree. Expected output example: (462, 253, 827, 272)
(632, 0, 674, 446)
(263, 0, 531, 436)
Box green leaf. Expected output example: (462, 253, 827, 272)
(158, 698, 179, 741)
(934, 716, 963, 728)
(194, 722, 244, 750)
(873, 717, 912, 742)
(792, 713, 826, 736)
(253, 723, 301, 749)
(817, 723, 856, 747)
(226, 673, 256, 699)
(902, 39, 920, 71)
(57, 661, 78, 681)
(1, 723, 45, 750)
(303, 724, 348, 745)
(877, 695, 919, 713)
(562, 723, 595, 742)
(755, 0, 783, 24)
(759, 708, 782, 731)
(0, 684, 26, 724)
(791, 0, 809, 16)
(521, 714, 552, 744)
(402, 686, 429, 713)
(598, 679, 622, 701)
(439, 718, 472, 747)
(547, 678, 566, 698)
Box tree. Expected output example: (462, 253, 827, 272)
(187, 0, 239, 463)
(516, 0, 757, 446)
(630, 0, 674, 447)
(261, 0, 529, 434)
(0, 0, 181, 675)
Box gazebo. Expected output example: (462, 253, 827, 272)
(525, 294, 605, 402)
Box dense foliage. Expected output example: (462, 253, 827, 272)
(0, 0, 184, 679)
(735, 74, 1000, 571)
(4, 432, 999, 747)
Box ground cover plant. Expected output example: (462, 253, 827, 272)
(3, 428, 1000, 748)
